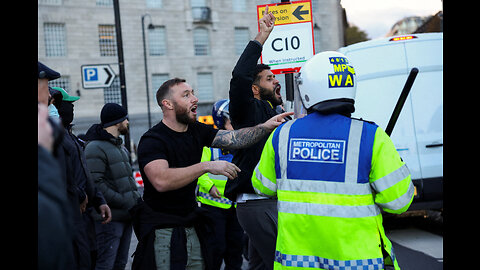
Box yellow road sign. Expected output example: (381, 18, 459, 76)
(257, 1, 312, 26)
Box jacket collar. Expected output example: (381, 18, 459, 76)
(85, 123, 123, 145)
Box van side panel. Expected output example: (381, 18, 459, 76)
(405, 38, 443, 180)
(338, 33, 443, 210)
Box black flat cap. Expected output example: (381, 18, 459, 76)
(38, 61, 61, 81)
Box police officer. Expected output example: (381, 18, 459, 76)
(251, 51, 415, 270)
(197, 99, 244, 270)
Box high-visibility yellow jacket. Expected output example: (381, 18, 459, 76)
(252, 113, 414, 270)
(197, 147, 235, 209)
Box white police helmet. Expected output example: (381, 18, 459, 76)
(296, 51, 356, 110)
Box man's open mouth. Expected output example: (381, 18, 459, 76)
(275, 84, 281, 96)
(190, 105, 197, 113)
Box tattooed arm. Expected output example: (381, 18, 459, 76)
(212, 111, 293, 149)
(212, 125, 270, 150)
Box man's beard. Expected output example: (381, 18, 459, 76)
(118, 123, 129, 135)
(173, 102, 196, 125)
(259, 84, 283, 106)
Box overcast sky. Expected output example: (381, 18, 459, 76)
(340, 0, 443, 39)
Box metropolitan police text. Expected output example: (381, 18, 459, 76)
(289, 139, 345, 163)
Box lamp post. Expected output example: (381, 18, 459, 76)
(113, 0, 131, 154)
(142, 13, 154, 128)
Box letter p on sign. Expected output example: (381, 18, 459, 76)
(84, 68, 98, 81)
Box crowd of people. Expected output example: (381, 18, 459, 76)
(38, 6, 413, 270)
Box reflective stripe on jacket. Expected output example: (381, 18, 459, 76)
(197, 147, 235, 209)
(252, 113, 414, 270)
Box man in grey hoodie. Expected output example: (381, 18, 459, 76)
(84, 103, 141, 270)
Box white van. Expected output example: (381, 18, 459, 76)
(338, 33, 443, 211)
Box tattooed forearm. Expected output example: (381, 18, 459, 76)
(212, 124, 271, 149)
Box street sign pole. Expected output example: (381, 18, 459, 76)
(281, 0, 294, 103)
(113, 0, 131, 154)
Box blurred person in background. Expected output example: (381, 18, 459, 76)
(53, 87, 112, 269)
(38, 61, 74, 270)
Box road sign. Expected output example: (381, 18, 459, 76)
(257, 1, 312, 25)
(81, 64, 116, 89)
(257, 1, 315, 74)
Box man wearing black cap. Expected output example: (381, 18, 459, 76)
(37, 61, 74, 270)
(38, 61, 61, 105)
(84, 103, 141, 270)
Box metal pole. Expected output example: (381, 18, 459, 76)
(113, 0, 131, 153)
(285, 72, 295, 102)
(281, 0, 295, 104)
(141, 14, 152, 128)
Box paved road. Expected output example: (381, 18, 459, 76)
(125, 210, 443, 269)
(384, 210, 443, 270)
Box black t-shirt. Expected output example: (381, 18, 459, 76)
(137, 120, 218, 216)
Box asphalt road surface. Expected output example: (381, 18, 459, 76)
(124, 210, 443, 270)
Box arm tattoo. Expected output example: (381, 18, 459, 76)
(212, 124, 270, 150)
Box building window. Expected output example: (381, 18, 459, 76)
(234, 27, 249, 55)
(197, 72, 214, 102)
(146, 0, 162, 8)
(44, 23, 66, 57)
(48, 76, 70, 92)
(96, 0, 112, 6)
(98, 25, 117, 57)
(193, 27, 210, 56)
(148, 26, 167, 56)
(39, 0, 62, 5)
(104, 77, 122, 104)
(151, 73, 169, 101)
(232, 0, 246, 12)
(191, 0, 210, 22)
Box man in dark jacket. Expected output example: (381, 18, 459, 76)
(55, 87, 112, 270)
(38, 61, 74, 270)
(84, 103, 141, 270)
(224, 7, 284, 270)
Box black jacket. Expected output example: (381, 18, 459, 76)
(224, 40, 279, 201)
(64, 128, 108, 212)
(84, 124, 140, 222)
(38, 145, 74, 270)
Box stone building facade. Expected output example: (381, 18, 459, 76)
(38, 0, 346, 148)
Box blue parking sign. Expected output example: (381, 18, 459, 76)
(84, 68, 98, 81)
(81, 64, 115, 89)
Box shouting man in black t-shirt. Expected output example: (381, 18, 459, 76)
(133, 77, 292, 270)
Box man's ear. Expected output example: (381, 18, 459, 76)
(252, 84, 260, 96)
(161, 99, 174, 110)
